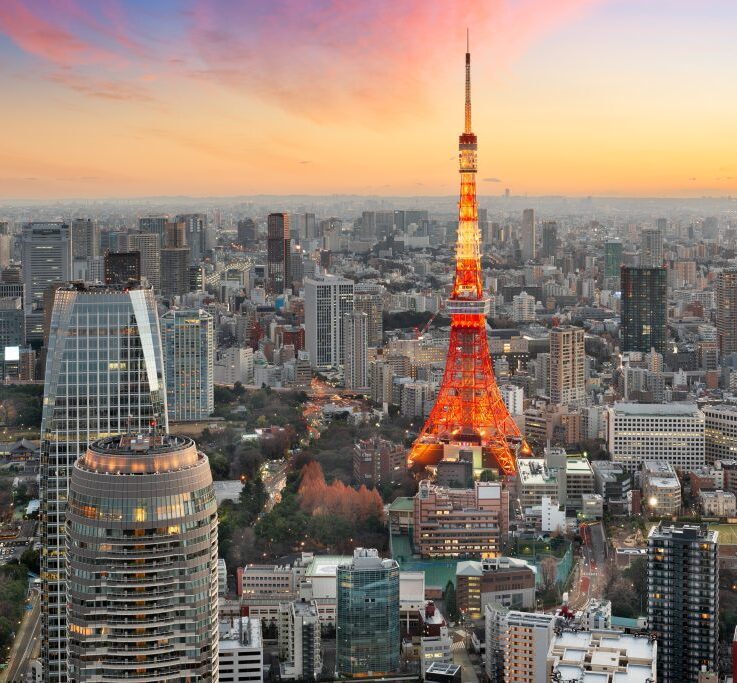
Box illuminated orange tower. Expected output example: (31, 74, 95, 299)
(408, 38, 524, 475)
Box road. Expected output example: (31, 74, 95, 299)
(262, 460, 288, 513)
(570, 522, 608, 609)
(451, 629, 479, 683)
(2, 591, 41, 683)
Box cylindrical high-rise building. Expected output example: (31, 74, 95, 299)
(67, 433, 219, 682)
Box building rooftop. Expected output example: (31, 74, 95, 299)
(389, 497, 415, 512)
(305, 555, 352, 578)
(219, 617, 262, 651)
(517, 458, 557, 485)
(611, 402, 702, 417)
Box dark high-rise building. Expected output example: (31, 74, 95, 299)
(359, 211, 376, 241)
(176, 213, 207, 263)
(237, 218, 256, 247)
(267, 213, 291, 294)
(541, 221, 558, 258)
(336, 549, 400, 678)
(304, 212, 318, 239)
(104, 251, 141, 285)
(604, 240, 623, 279)
(161, 221, 190, 299)
(67, 433, 219, 682)
(647, 522, 719, 681)
(620, 266, 667, 353)
(717, 268, 737, 356)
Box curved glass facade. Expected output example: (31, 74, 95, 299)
(66, 435, 218, 682)
(40, 285, 167, 683)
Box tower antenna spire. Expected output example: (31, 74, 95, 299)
(465, 30, 472, 134)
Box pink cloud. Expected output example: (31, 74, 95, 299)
(187, 0, 606, 122)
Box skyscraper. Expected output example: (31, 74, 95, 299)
(336, 549, 400, 678)
(237, 218, 257, 247)
(640, 227, 663, 267)
(176, 213, 208, 263)
(647, 523, 719, 681)
(71, 218, 97, 259)
(40, 283, 167, 683)
(267, 213, 291, 294)
(104, 250, 141, 285)
(21, 223, 72, 340)
(604, 240, 623, 281)
(620, 266, 667, 353)
(67, 433, 219, 682)
(343, 310, 369, 391)
(161, 309, 215, 421)
(123, 232, 161, 291)
(549, 325, 586, 405)
(717, 268, 737, 356)
(521, 208, 536, 262)
(540, 221, 557, 258)
(161, 221, 190, 300)
(139, 214, 169, 240)
(304, 274, 354, 369)
(354, 283, 384, 347)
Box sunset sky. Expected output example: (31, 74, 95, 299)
(1, 0, 736, 199)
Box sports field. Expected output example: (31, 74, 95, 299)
(709, 523, 737, 545)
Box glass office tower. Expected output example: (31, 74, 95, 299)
(336, 548, 400, 677)
(40, 283, 167, 683)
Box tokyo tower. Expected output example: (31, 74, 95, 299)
(408, 37, 526, 475)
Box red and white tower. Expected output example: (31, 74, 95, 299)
(408, 38, 526, 475)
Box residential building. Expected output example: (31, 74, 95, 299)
(512, 291, 536, 323)
(219, 617, 263, 683)
(485, 604, 555, 683)
(413, 481, 508, 558)
(304, 274, 354, 369)
(343, 310, 369, 391)
(71, 218, 97, 259)
(354, 283, 384, 347)
(40, 283, 167, 683)
(549, 325, 586, 405)
(161, 309, 214, 421)
(67, 434, 218, 682)
(215, 346, 255, 385)
(547, 629, 657, 682)
(353, 437, 405, 486)
(521, 208, 535, 262)
(122, 231, 161, 291)
(647, 523, 719, 681)
(641, 460, 681, 516)
(455, 558, 535, 618)
(620, 266, 667, 354)
(278, 598, 322, 680)
(336, 548, 400, 678)
(717, 268, 737, 355)
(607, 403, 705, 473)
(640, 227, 663, 267)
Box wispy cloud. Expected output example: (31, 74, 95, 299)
(483, 177, 502, 182)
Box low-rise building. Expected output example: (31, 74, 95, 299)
(559, 457, 595, 508)
(641, 460, 681, 517)
(591, 461, 632, 512)
(517, 458, 559, 509)
(278, 597, 322, 680)
(699, 489, 737, 517)
(456, 558, 536, 618)
(219, 617, 264, 683)
(547, 628, 657, 682)
(353, 437, 406, 486)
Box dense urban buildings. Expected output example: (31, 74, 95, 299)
(336, 549, 400, 678)
(66, 433, 219, 681)
(647, 523, 719, 681)
(40, 283, 167, 683)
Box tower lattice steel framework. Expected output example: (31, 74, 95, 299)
(408, 39, 526, 475)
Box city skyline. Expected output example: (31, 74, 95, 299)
(1, 0, 736, 199)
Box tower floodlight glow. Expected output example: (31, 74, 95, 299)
(408, 40, 526, 475)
